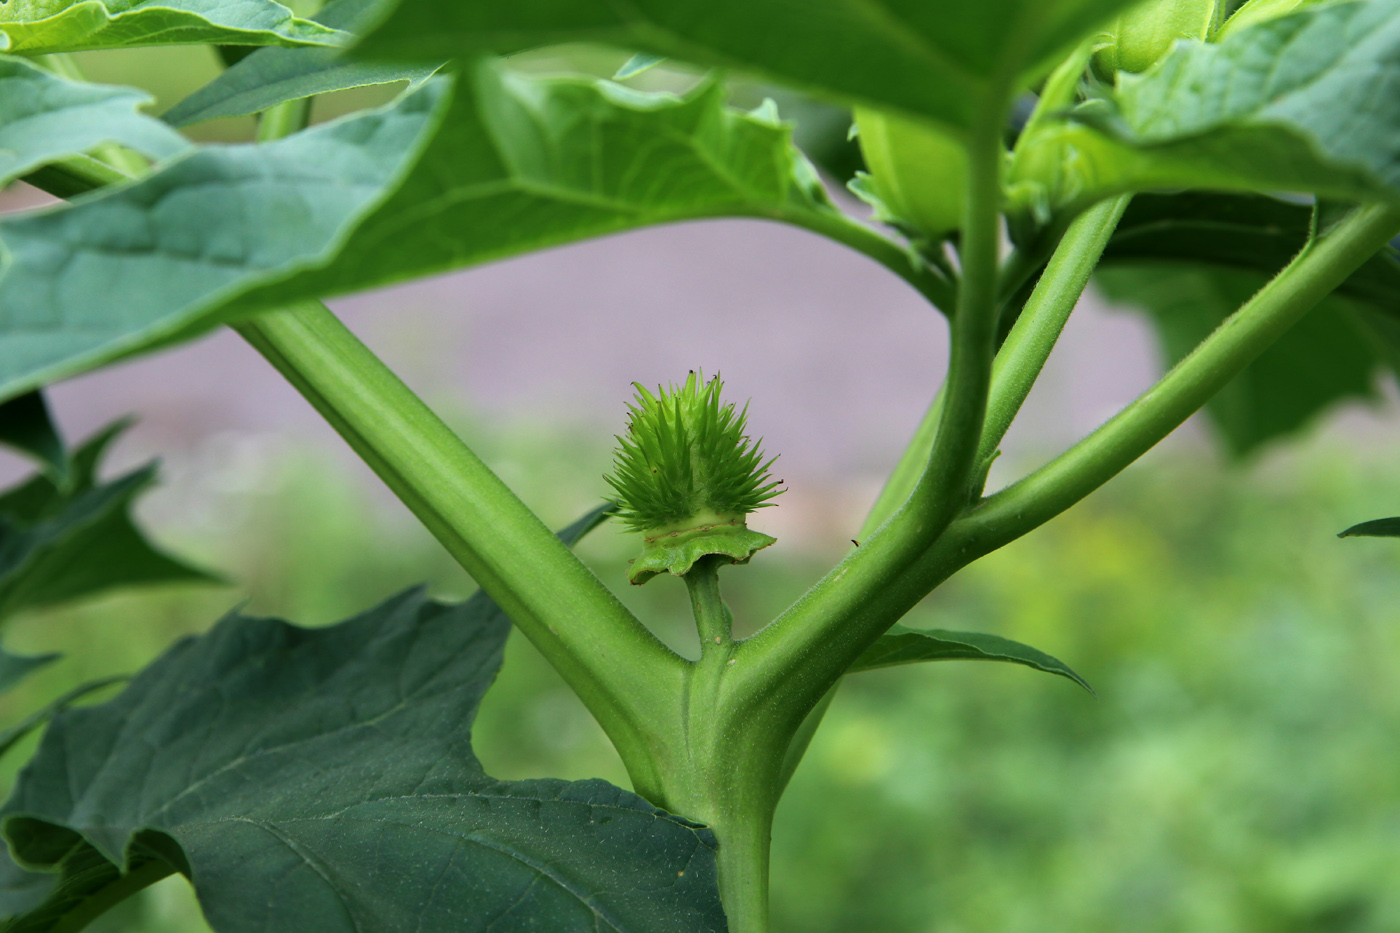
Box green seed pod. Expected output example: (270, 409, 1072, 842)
(853, 107, 967, 239)
(605, 372, 783, 585)
(1094, 0, 1220, 75)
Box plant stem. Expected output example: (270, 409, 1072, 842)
(685, 555, 733, 653)
(257, 98, 313, 142)
(675, 557, 773, 931)
(727, 101, 1009, 752)
(233, 303, 687, 798)
(977, 195, 1130, 464)
(963, 201, 1400, 553)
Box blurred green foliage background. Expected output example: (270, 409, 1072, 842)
(1, 415, 1397, 933)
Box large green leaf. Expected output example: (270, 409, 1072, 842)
(0, 518, 726, 933)
(851, 624, 1093, 693)
(0, 421, 213, 623)
(0, 56, 188, 187)
(0, 0, 347, 55)
(0, 81, 446, 402)
(0, 61, 866, 403)
(356, 0, 1140, 132)
(1021, 0, 1400, 209)
(1096, 262, 1389, 456)
(163, 0, 437, 128)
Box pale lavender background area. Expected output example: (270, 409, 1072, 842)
(6, 181, 1390, 556)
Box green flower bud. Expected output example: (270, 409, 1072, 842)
(853, 107, 967, 239)
(1094, 0, 1220, 75)
(605, 372, 783, 585)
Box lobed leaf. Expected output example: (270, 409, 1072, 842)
(1096, 261, 1390, 456)
(0, 421, 214, 624)
(850, 624, 1094, 694)
(0, 0, 348, 55)
(0, 509, 726, 933)
(1023, 0, 1400, 210)
(0, 61, 865, 404)
(0, 392, 65, 479)
(162, 0, 438, 127)
(0, 56, 188, 187)
(355, 0, 1141, 132)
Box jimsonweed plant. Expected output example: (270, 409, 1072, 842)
(1, 0, 1400, 929)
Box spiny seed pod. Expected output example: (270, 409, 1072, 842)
(605, 371, 783, 585)
(1094, 0, 1220, 76)
(853, 107, 967, 239)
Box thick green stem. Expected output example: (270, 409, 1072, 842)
(233, 304, 686, 798)
(722, 104, 1008, 767)
(963, 201, 1400, 555)
(977, 195, 1130, 464)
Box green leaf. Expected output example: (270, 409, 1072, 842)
(1104, 193, 1400, 313)
(356, 0, 1141, 132)
(0, 422, 214, 622)
(162, 0, 438, 128)
(614, 52, 665, 80)
(0, 82, 445, 402)
(0, 56, 188, 187)
(0, 0, 348, 55)
(0, 392, 65, 479)
(0, 61, 865, 402)
(851, 624, 1094, 694)
(1096, 262, 1387, 456)
(1029, 0, 1400, 208)
(1338, 516, 1400, 537)
(0, 521, 725, 933)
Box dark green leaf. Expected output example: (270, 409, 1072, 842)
(0, 392, 65, 479)
(0, 518, 725, 933)
(1, 62, 867, 402)
(1104, 193, 1400, 314)
(0, 648, 60, 698)
(1338, 517, 1400, 537)
(1028, 0, 1400, 207)
(1096, 262, 1386, 456)
(851, 624, 1094, 694)
(357, 0, 1141, 132)
(0, 0, 348, 55)
(0, 56, 188, 186)
(0, 422, 214, 622)
(162, 0, 438, 128)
